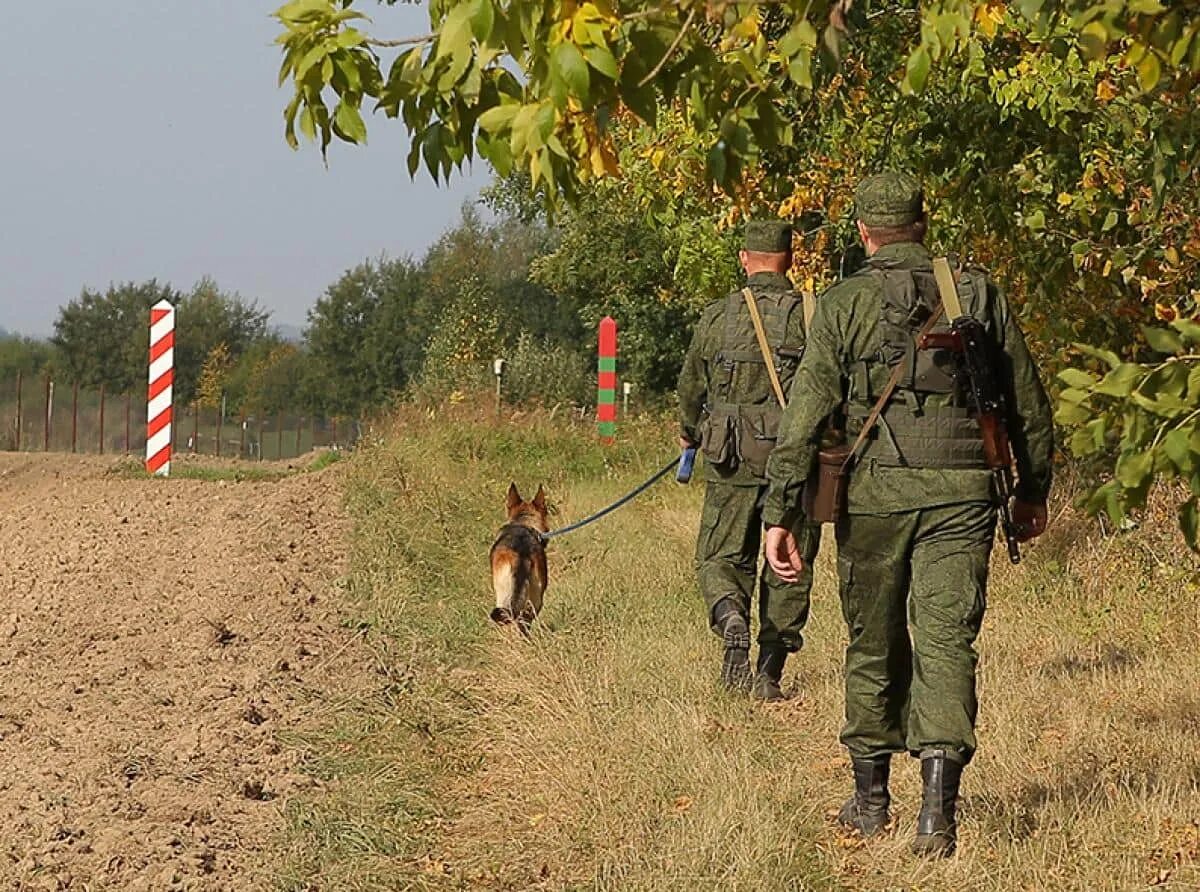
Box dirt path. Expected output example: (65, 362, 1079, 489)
(0, 453, 355, 890)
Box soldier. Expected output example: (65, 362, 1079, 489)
(678, 220, 821, 700)
(762, 172, 1054, 857)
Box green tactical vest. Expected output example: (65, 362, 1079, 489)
(845, 255, 993, 470)
(701, 287, 805, 478)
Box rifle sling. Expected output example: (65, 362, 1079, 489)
(741, 287, 788, 408)
(842, 300, 946, 471)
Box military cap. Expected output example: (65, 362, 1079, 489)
(744, 220, 793, 253)
(854, 171, 924, 227)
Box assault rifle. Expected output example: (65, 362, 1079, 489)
(920, 316, 1022, 564)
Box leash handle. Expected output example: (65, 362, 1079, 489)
(676, 447, 696, 484)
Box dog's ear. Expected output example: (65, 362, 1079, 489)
(532, 485, 546, 513)
(506, 482, 522, 512)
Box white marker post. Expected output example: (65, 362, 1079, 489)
(146, 300, 175, 476)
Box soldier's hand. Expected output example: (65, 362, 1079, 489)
(1012, 500, 1048, 541)
(764, 526, 805, 583)
(679, 436, 696, 451)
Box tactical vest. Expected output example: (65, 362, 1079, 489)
(845, 256, 993, 469)
(701, 287, 805, 477)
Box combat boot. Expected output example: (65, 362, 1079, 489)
(912, 749, 963, 858)
(836, 755, 891, 837)
(712, 598, 751, 693)
(751, 645, 788, 701)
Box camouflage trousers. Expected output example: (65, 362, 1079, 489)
(835, 501, 996, 765)
(695, 482, 821, 651)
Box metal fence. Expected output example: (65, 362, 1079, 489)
(0, 373, 356, 460)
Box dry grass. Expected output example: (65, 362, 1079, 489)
(276, 402, 1200, 891)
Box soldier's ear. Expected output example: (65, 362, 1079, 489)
(532, 485, 546, 513)
(506, 482, 522, 512)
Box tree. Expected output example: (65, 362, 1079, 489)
(53, 281, 180, 393)
(196, 343, 234, 410)
(175, 278, 271, 403)
(274, 0, 1199, 197)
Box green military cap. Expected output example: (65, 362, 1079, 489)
(854, 171, 924, 227)
(744, 220, 793, 253)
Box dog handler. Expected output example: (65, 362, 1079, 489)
(763, 172, 1054, 856)
(677, 220, 821, 700)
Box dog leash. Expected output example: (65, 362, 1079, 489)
(540, 455, 682, 542)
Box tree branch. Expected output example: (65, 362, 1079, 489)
(367, 33, 435, 48)
(639, 7, 697, 87)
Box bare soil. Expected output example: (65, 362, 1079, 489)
(0, 453, 355, 890)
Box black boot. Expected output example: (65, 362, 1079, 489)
(836, 755, 891, 837)
(712, 599, 751, 693)
(751, 646, 788, 701)
(912, 749, 963, 858)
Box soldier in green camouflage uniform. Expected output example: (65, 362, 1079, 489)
(678, 220, 821, 700)
(763, 173, 1054, 857)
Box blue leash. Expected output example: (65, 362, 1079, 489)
(540, 450, 694, 542)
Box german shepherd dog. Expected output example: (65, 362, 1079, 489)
(489, 483, 549, 631)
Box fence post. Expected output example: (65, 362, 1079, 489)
(125, 393, 131, 455)
(98, 383, 106, 455)
(239, 411, 246, 458)
(15, 370, 22, 451)
(257, 415, 264, 460)
(43, 376, 51, 452)
(331, 415, 337, 449)
(276, 413, 284, 460)
(71, 381, 79, 453)
(216, 405, 223, 458)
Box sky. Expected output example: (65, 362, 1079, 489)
(0, 2, 488, 337)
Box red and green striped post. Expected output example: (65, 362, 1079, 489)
(597, 316, 617, 444)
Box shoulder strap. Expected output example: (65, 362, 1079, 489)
(741, 287, 788, 408)
(802, 277, 816, 332)
(932, 256, 965, 321)
(841, 300, 946, 470)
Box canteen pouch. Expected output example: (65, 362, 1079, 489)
(735, 405, 782, 478)
(700, 407, 738, 470)
(803, 443, 853, 524)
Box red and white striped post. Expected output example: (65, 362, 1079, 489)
(146, 300, 175, 476)
(597, 316, 617, 445)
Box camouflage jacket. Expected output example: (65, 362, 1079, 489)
(762, 242, 1054, 524)
(678, 271, 809, 486)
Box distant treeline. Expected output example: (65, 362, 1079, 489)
(3, 182, 740, 418)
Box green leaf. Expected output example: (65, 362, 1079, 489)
(1136, 48, 1162, 90)
(1164, 428, 1196, 474)
(1171, 318, 1200, 345)
(469, 0, 495, 42)
(1101, 210, 1119, 232)
(1073, 342, 1122, 369)
(1115, 450, 1153, 489)
(1058, 368, 1098, 390)
(779, 20, 817, 58)
(788, 49, 813, 89)
(583, 44, 618, 80)
(333, 100, 366, 144)
(552, 42, 590, 102)
(335, 28, 366, 49)
(1058, 387, 1092, 405)
(1026, 208, 1045, 231)
(477, 103, 518, 134)
(1094, 363, 1145, 397)
(1054, 400, 1091, 425)
(906, 47, 931, 92)
(436, 5, 473, 62)
(1142, 324, 1184, 354)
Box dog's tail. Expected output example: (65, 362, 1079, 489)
(490, 547, 529, 624)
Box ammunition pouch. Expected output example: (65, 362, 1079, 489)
(701, 402, 782, 477)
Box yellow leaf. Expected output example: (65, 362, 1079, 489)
(974, 1, 1004, 38)
(672, 795, 694, 814)
(1057, 192, 1073, 207)
(529, 813, 546, 827)
(1095, 79, 1118, 101)
(1165, 246, 1181, 265)
(1102, 259, 1113, 277)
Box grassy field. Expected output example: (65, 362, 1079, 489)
(276, 403, 1200, 891)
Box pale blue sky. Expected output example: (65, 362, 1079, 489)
(0, 2, 487, 336)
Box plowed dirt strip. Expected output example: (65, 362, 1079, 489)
(0, 454, 353, 890)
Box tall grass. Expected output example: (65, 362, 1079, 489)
(277, 401, 1200, 891)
